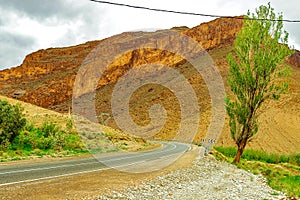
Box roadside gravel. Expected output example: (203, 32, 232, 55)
(98, 154, 287, 200)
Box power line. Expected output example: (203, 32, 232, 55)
(89, 0, 300, 23)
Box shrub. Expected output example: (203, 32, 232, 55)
(290, 154, 300, 166)
(64, 134, 84, 151)
(12, 121, 84, 153)
(66, 118, 74, 131)
(0, 100, 26, 150)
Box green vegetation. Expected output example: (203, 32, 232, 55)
(213, 146, 300, 197)
(226, 3, 294, 162)
(0, 99, 152, 161)
(0, 100, 27, 150)
(214, 146, 300, 166)
(14, 122, 84, 151)
(0, 100, 86, 161)
(0, 121, 87, 162)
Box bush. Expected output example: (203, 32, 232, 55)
(12, 122, 84, 152)
(290, 154, 300, 166)
(0, 100, 26, 150)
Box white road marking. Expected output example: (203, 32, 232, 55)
(0, 142, 189, 186)
(0, 161, 100, 175)
(0, 142, 180, 175)
(0, 160, 146, 187)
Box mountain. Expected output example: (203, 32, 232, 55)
(0, 16, 299, 154)
(0, 16, 243, 108)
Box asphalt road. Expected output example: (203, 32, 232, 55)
(0, 142, 190, 186)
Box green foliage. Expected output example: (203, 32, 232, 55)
(0, 120, 87, 161)
(0, 100, 26, 150)
(277, 176, 300, 197)
(214, 146, 237, 158)
(226, 3, 294, 162)
(12, 122, 84, 151)
(213, 147, 300, 197)
(66, 118, 74, 131)
(214, 146, 300, 166)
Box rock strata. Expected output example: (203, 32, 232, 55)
(0, 17, 243, 108)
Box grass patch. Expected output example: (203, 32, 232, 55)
(214, 146, 300, 166)
(0, 148, 88, 162)
(213, 146, 300, 198)
(278, 176, 300, 196)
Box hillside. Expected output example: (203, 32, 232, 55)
(0, 17, 299, 154)
(0, 95, 154, 153)
(0, 95, 68, 128)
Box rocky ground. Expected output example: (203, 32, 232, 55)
(98, 154, 287, 200)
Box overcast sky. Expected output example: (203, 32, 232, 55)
(0, 0, 299, 70)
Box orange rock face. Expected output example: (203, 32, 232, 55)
(288, 50, 300, 68)
(0, 16, 299, 110)
(0, 41, 101, 108)
(184, 16, 244, 50)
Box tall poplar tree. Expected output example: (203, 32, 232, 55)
(226, 3, 294, 163)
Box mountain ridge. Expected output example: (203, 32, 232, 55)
(0, 16, 244, 108)
(0, 16, 299, 154)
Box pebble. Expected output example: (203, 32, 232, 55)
(98, 155, 287, 200)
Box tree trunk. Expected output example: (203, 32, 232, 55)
(233, 139, 247, 163)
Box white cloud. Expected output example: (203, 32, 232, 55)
(0, 0, 299, 69)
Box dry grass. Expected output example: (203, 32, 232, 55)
(0, 95, 156, 154)
(0, 95, 69, 128)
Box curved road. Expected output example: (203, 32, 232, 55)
(0, 142, 190, 186)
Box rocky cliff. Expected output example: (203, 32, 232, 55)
(0, 17, 244, 108)
(0, 41, 101, 107)
(288, 50, 300, 68)
(0, 16, 298, 109)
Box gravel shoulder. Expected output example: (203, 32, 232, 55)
(99, 154, 287, 200)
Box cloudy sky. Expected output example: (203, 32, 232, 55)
(0, 0, 299, 70)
